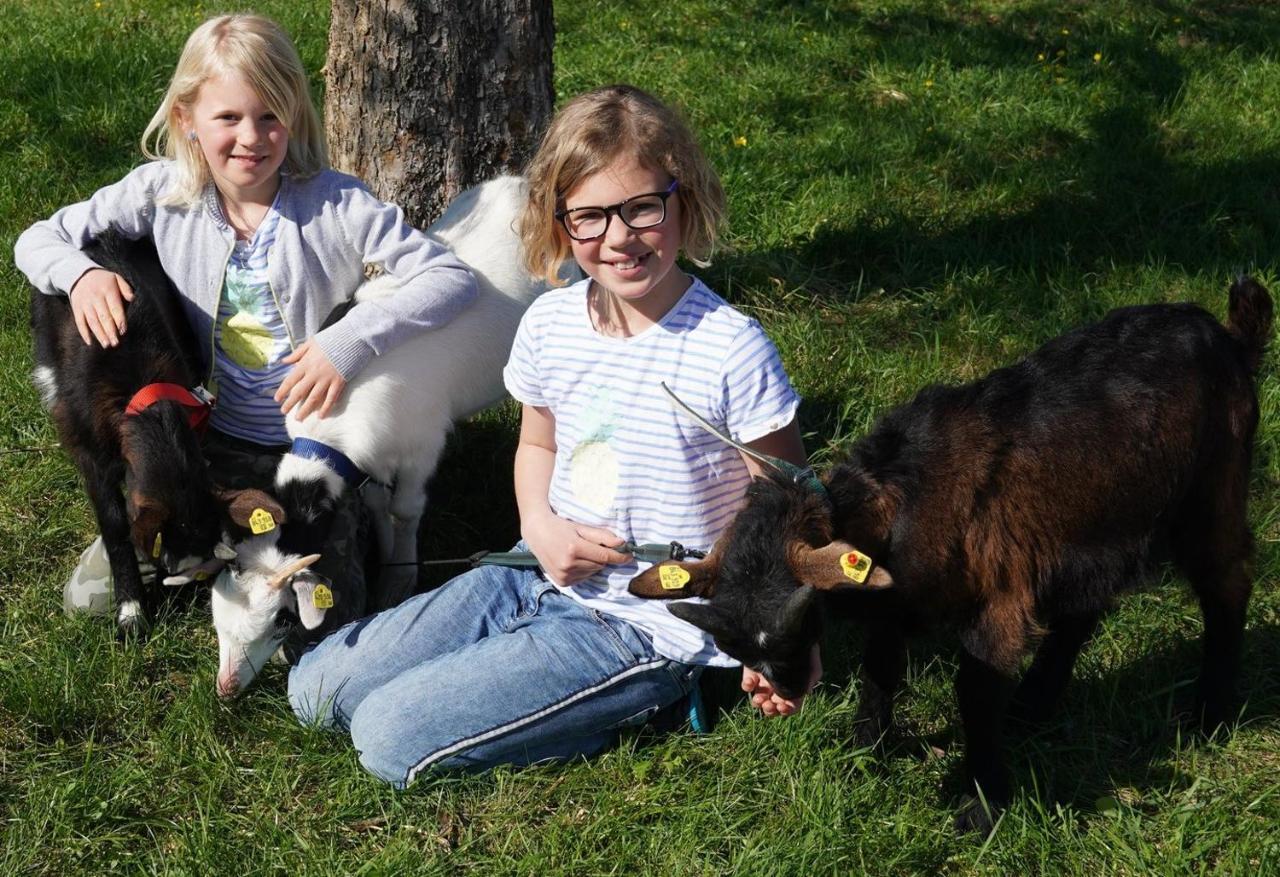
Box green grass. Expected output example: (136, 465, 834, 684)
(3, 0, 1280, 873)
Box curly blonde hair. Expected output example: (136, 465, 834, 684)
(520, 84, 727, 285)
(142, 14, 328, 207)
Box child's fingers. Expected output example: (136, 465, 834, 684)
(90, 301, 118, 346)
(116, 275, 135, 302)
(72, 304, 93, 346)
(316, 380, 344, 418)
(105, 286, 128, 335)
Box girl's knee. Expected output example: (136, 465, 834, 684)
(287, 660, 347, 729)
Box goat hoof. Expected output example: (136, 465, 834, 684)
(954, 794, 999, 835)
(115, 600, 150, 640)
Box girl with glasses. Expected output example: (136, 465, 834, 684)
(288, 84, 815, 785)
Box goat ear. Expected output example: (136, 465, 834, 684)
(127, 491, 167, 557)
(288, 575, 332, 630)
(790, 540, 894, 591)
(628, 557, 720, 600)
(215, 487, 288, 535)
(667, 601, 739, 642)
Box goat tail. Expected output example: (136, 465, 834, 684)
(1226, 275, 1274, 373)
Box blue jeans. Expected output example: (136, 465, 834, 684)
(287, 554, 700, 787)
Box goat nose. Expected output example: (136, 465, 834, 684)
(216, 669, 240, 699)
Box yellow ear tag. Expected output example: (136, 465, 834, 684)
(152, 533, 163, 559)
(312, 584, 334, 609)
(249, 508, 276, 535)
(659, 565, 692, 591)
(840, 550, 872, 584)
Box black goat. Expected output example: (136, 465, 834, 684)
(631, 279, 1273, 833)
(30, 229, 278, 637)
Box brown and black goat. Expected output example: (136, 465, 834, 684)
(31, 229, 279, 637)
(631, 278, 1273, 833)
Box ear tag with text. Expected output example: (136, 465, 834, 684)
(659, 565, 691, 590)
(152, 533, 163, 559)
(312, 584, 334, 609)
(249, 508, 276, 535)
(840, 550, 872, 584)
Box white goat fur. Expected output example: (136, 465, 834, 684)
(276, 174, 553, 585)
(213, 175, 559, 695)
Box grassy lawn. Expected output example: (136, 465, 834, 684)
(3, 0, 1279, 873)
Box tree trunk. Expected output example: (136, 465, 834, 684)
(325, 0, 554, 228)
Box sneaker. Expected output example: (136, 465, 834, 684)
(62, 537, 157, 617)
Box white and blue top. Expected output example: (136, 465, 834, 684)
(503, 275, 800, 666)
(209, 196, 293, 445)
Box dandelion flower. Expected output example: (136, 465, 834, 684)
(734, 136, 747, 147)
(1093, 52, 1102, 62)
(1037, 52, 1045, 61)
(1062, 28, 1070, 35)
(924, 79, 934, 88)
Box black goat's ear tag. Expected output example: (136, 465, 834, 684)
(628, 559, 718, 599)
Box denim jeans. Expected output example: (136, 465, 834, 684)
(287, 551, 700, 787)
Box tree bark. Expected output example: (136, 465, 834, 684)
(325, 0, 554, 228)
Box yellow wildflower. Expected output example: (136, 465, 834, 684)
(734, 136, 747, 147)
(1093, 52, 1102, 62)
(924, 79, 934, 88)
(1037, 52, 1045, 61)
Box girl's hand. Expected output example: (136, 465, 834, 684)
(69, 268, 134, 347)
(522, 511, 631, 587)
(741, 644, 822, 718)
(275, 340, 347, 420)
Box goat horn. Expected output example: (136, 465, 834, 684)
(266, 554, 322, 590)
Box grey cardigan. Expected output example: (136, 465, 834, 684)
(15, 160, 477, 380)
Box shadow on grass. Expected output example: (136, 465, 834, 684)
(815, 609, 1280, 820)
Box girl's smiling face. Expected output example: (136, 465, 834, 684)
(182, 71, 289, 205)
(561, 157, 688, 324)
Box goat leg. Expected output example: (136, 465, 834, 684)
(83, 466, 150, 638)
(1007, 611, 1101, 727)
(852, 624, 906, 748)
(953, 648, 1017, 835)
(1193, 566, 1251, 733)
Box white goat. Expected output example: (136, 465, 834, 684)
(211, 175, 560, 696)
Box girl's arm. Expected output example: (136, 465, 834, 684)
(515, 403, 631, 587)
(15, 162, 165, 346)
(308, 178, 478, 382)
(737, 418, 823, 717)
(283, 177, 478, 420)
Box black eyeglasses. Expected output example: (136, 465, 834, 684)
(555, 179, 679, 241)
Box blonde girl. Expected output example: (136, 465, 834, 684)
(287, 84, 814, 786)
(16, 14, 475, 614)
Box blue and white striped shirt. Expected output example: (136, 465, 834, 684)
(503, 276, 800, 666)
(209, 197, 293, 445)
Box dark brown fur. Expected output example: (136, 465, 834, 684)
(631, 278, 1272, 833)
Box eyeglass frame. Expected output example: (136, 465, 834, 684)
(554, 179, 680, 241)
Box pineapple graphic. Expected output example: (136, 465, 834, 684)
(219, 269, 277, 370)
(569, 386, 620, 514)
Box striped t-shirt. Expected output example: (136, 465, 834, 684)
(502, 276, 800, 666)
(209, 197, 293, 445)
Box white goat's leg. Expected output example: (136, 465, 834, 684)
(359, 482, 395, 565)
(374, 476, 428, 611)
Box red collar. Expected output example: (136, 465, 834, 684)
(125, 383, 215, 434)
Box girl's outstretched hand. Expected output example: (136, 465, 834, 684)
(742, 644, 822, 717)
(523, 511, 631, 587)
(275, 339, 347, 420)
(69, 268, 134, 347)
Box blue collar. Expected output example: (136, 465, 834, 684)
(289, 437, 367, 487)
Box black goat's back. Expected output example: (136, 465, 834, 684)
(30, 229, 202, 446)
(831, 290, 1269, 620)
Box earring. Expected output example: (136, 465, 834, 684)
(186, 131, 197, 143)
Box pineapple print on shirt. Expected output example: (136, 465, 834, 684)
(569, 386, 621, 514)
(219, 261, 281, 369)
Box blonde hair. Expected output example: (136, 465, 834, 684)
(142, 14, 328, 206)
(521, 84, 727, 285)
